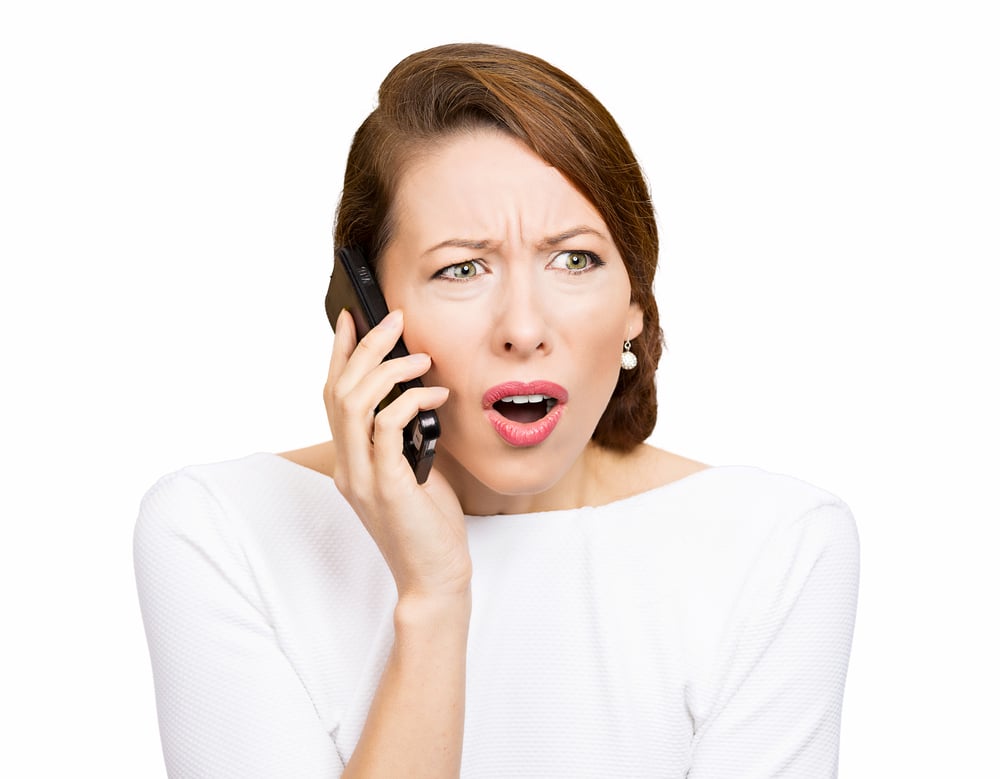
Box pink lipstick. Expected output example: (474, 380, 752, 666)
(482, 381, 568, 447)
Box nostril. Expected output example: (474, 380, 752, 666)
(501, 339, 547, 353)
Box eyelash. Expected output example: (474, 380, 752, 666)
(435, 260, 487, 281)
(550, 250, 605, 273)
(433, 251, 605, 281)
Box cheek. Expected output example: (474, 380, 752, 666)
(586, 327, 628, 389)
(573, 286, 631, 346)
(401, 312, 475, 390)
(575, 294, 633, 384)
(398, 293, 451, 353)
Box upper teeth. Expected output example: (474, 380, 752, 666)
(499, 394, 551, 404)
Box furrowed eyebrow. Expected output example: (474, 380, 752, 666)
(423, 226, 608, 256)
(424, 238, 498, 256)
(537, 226, 609, 248)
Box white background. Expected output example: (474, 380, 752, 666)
(2, 1, 997, 775)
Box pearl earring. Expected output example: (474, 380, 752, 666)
(620, 340, 638, 370)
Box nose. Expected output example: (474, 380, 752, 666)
(491, 266, 551, 357)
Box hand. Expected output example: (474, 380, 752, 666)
(325, 308, 471, 600)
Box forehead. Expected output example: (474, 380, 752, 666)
(390, 129, 608, 245)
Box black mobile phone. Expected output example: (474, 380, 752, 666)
(325, 247, 440, 484)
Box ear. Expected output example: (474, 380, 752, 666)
(625, 301, 644, 340)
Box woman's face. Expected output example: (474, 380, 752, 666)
(380, 129, 642, 513)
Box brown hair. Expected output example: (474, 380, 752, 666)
(334, 42, 663, 450)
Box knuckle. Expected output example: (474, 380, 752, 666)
(353, 337, 376, 356)
(372, 412, 396, 436)
(327, 379, 354, 409)
(328, 378, 346, 403)
(341, 393, 371, 418)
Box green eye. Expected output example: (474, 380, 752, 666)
(553, 250, 601, 272)
(438, 260, 484, 280)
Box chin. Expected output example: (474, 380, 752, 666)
(433, 437, 587, 508)
(477, 468, 565, 498)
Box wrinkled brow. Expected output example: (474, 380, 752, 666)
(425, 226, 608, 256)
(537, 226, 608, 248)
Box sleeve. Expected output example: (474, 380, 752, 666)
(687, 501, 861, 778)
(133, 471, 343, 778)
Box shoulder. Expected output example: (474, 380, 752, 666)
(615, 459, 859, 683)
(133, 451, 367, 566)
(624, 445, 854, 534)
(133, 452, 390, 625)
(590, 444, 857, 548)
(136, 452, 299, 535)
(692, 465, 860, 593)
(606, 451, 859, 588)
(692, 462, 852, 516)
(582, 446, 859, 595)
(669, 460, 857, 557)
(701, 463, 857, 546)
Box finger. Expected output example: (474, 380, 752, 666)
(334, 351, 433, 474)
(334, 309, 405, 394)
(372, 385, 450, 483)
(348, 351, 432, 414)
(327, 308, 356, 390)
(327, 311, 371, 490)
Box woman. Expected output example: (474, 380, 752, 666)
(134, 43, 859, 778)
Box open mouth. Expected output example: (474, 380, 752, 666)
(482, 381, 568, 447)
(492, 394, 558, 423)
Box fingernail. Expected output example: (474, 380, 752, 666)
(383, 310, 403, 328)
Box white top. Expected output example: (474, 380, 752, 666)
(133, 452, 860, 778)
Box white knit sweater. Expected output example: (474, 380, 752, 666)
(134, 453, 859, 778)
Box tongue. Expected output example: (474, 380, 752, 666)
(495, 400, 547, 423)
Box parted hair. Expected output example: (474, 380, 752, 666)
(334, 42, 663, 451)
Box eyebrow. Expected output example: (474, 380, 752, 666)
(425, 238, 496, 255)
(424, 226, 609, 256)
(538, 226, 608, 248)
